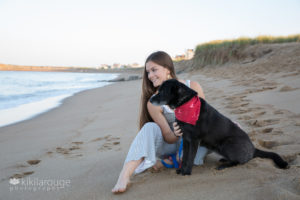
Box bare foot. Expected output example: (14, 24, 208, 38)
(112, 159, 143, 193)
(152, 160, 163, 171)
(112, 173, 130, 194)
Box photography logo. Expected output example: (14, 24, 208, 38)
(9, 178, 20, 185)
(9, 177, 71, 192)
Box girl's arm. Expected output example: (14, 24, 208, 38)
(147, 101, 180, 144)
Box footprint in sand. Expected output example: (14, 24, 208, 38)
(55, 147, 83, 158)
(230, 108, 249, 114)
(282, 153, 298, 164)
(257, 139, 279, 149)
(56, 146, 80, 154)
(252, 127, 273, 135)
(257, 136, 293, 149)
(225, 102, 249, 109)
(279, 85, 298, 92)
(249, 119, 280, 128)
(273, 110, 286, 115)
(225, 95, 247, 102)
(72, 141, 84, 145)
(225, 96, 238, 101)
(246, 86, 277, 94)
(56, 147, 71, 154)
(27, 160, 41, 165)
(55, 141, 84, 156)
(261, 127, 273, 133)
(240, 103, 250, 107)
(90, 135, 121, 152)
(238, 115, 252, 121)
(272, 129, 284, 135)
(9, 159, 41, 180)
(10, 171, 34, 179)
(258, 139, 275, 148)
(253, 111, 266, 117)
(90, 136, 106, 142)
(231, 106, 264, 115)
(237, 111, 266, 122)
(281, 72, 300, 77)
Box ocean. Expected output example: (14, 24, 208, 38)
(0, 71, 119, 128)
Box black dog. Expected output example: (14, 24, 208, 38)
(150, 79, 288, 175)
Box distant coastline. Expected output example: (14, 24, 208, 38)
(0, 63, 74, 72)
(0, 63, 144, 74)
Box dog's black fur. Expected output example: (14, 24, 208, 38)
(150, 79, 288, 175)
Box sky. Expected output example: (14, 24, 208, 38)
(0, 0, 299, 67)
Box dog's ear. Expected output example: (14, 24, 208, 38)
(175, 80, 191, 95)
(173, 80, 198, 107)
(170, 79, 180, 94)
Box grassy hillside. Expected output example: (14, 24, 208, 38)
(188, 34, 300, 69)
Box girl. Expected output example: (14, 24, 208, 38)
(112, 51, 208, 193)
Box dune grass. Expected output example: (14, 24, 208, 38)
(193, 34, 300, 67)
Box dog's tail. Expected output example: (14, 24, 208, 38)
(254, 148, 288, 169)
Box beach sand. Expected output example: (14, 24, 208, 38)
(1, 43, 300, 200)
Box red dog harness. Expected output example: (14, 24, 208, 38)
(174, 96, 201, 125)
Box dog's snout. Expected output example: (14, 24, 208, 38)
(150, 93, 167, 106)
(149, 95, 156, 103)
(150, 94, 159, 104)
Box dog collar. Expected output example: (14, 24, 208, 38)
(174, 96, 201, 125)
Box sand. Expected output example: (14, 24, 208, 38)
(1, 43, 300, 200)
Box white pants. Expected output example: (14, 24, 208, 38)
(124, 122, 208, 174)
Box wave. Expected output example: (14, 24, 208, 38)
(0, 71, 119, 127)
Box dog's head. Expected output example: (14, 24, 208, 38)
(150, 79, 198, 109)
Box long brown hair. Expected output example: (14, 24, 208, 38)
(139, 51, 178, 129)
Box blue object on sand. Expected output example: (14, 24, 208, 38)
(161, 139, 183, 169)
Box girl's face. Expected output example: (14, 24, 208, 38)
(145, 61, 171, 88)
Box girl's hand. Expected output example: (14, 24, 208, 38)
(173, 122, 183, 137)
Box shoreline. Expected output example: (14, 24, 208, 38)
(0, 71, 142, 129)
(0, 94, 70, 128)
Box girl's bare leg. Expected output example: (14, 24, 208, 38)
(112, 158, 143, 193)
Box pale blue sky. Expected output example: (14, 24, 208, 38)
(0, 0, 299, 67)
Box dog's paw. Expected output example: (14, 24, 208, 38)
(219, 158, 228, 163)
(179, 168, 192, 175)
(278, 160, 289, 169)
(182, 171, 191, 176)
(216, 165, 226, 170)
(176, 169, 182, 174)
